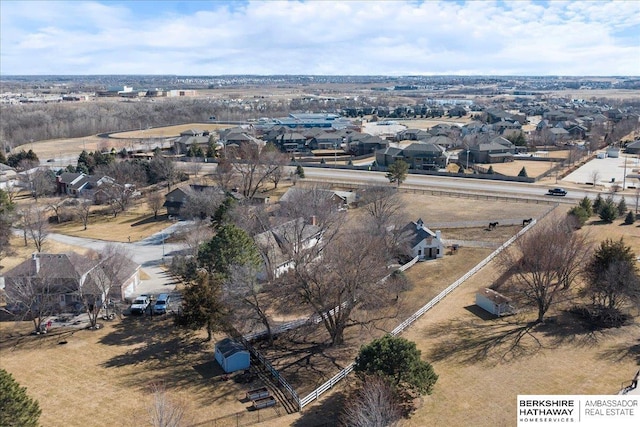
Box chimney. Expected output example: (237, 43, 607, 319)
(32, 253, 40, 274)
(436, 230, 441, 241)
(310, 215, 317, 226)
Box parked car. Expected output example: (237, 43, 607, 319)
(547, 188, 567, 196)
(129, 295, 150, 315)
(152, 294, 170, 315)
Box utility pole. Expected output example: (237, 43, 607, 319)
(622, 156, 627, 190)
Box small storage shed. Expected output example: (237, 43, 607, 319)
(476, 288, 514, 316)
(215, 338, 250, 373)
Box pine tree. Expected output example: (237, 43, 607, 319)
(518, 167, 528, 177)
(487, 165, 494, 174)
(579, 196, 594, 216)
(625, 210, 635, 225)
(0, 369, 41, 427)
(593, 193, 604, 213)
(617, 197, 627, 217)
(295, 165, 305, 178)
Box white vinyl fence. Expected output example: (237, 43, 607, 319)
(297, 210, 554, 409)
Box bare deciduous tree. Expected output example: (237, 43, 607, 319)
(499, 216, 592, 323)
(146, 191, 165, 220)
(225, 263, 275, 344)
(229, 143, 282, 199)
(341, 376, 402, 427)
(213, 158, 235, 191)
(147, 382, 186, 427)
(180, 187, 225, 220)
(4, 275, 60, 333)
(74, 198, 93, 230)
(282, 226, 398, 346)
(22, 204, 49, 252)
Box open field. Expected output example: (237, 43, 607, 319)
(109, 123, 233, 139)
(485, 159, 557, 178)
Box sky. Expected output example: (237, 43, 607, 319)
(1, 0, 639, 76)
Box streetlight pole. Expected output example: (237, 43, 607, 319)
(162, 233, 165, 257)
(622, 156, 627, 190)
(334, 143, 337, 166)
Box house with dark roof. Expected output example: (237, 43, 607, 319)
(1, 252, 141, 308)
(400, 219, 444, 260)
(468, 137, 516, 163)
(309, 131, 344, 150)
(346, 133, 389, 156)
(375, 142, 449, 170)
(173, 129, 211, 155)
(56, 173, 114, 198)
(625, 140, 640, 154)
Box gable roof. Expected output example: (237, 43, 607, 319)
(254, 217, 322, 269)
(400, 219, 438, 248)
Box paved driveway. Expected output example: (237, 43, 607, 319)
(48, 221, 193, 297)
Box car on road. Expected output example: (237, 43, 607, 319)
(547, 188, 567, 196)
(129, 295, 150, 315)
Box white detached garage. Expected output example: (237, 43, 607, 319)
(476, 288, 514, 316)
(215, 338, 250, 373)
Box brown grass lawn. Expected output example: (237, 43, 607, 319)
(48, 202, 172, 243)
(487, 160, 558, 178)
(0, 318, 282, 427)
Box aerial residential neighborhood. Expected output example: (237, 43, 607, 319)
(1, 1, 640, 427)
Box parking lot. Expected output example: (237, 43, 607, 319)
(562, 152, 640, 189)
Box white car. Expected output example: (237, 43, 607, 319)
(130, 295, 150, 315)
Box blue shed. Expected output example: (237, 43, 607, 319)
(215, 338, 250, 373)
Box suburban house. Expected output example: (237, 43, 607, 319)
(276, 130, 307, 152)
(56, 172, 114, 198)
(173, 129, 211, 155)
(215, 338, 250, 373)
(1, 252, 141, 308)
(468, 137, 516, 163)
(399, 218, 444, 260)
(254, 217, 323, 279)
(309, 131, 344, 150)
(375, 142, 449, 170)
(346, 133, 389, 156)
(163, 184, 224, 218)
(396, 129, 430, 141)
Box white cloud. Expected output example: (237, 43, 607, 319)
(1, 0, 638, 75)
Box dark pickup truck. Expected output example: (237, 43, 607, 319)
(547, 188, 567, 196)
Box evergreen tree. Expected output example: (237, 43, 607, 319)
(599, 198, 618, 223)
(197, 224, 262, 279)
(579, 196, 594, 217)
(0, 368, 41, 427)
(295, 165, 305, 178)
(175, 273, 226, 341)
(518, 167, 528, 177)
(593, 193, 604, 213)
(625, 210, 635, 225)
(487, 165, 494, 174)
(617, 197, 627, 217)
(568, 206, 589, 228)
(320, 158, 326, 164)
(386, 160, 409, 187)
(354, 335, 438, 396)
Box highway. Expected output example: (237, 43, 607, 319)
(181, 162, 614, 204)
